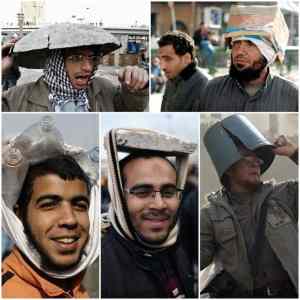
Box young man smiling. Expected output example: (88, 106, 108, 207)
(101, 128, 197, 298)
(2, 117, 99, 298)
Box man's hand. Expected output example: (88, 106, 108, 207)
(2, 43, 15, 75)
(118, 66, 148, 91)
(273, 135, 297, 157)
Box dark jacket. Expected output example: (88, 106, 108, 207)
(2, 76, 148, 112)
(194, 73, 298, 112)
(101, 227, 195, 298)
(161, 63, 208, 112)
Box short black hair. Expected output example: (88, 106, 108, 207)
(158, 31, 195, 59)
(119, 152, 176, 186)
(16, 154, 91, 221)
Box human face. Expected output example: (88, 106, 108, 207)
(24, 174, 90, 270)
(231, 40, 265, 72)
(158, 45, 191, 79)
(64, 47, 99, 90)
(227, 154, 263, 193)
(123, 157, 179, 244)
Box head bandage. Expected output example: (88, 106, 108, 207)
(232, 36, 277, 66)
(2, 116, 100, 279)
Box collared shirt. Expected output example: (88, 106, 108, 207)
(195, 72, 298, 112)
(2, 247, 88, 298)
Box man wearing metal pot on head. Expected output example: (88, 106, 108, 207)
(201, 114, 298, 298)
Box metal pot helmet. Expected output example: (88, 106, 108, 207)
(204, 114, 275, 181)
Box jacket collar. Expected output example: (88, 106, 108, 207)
(6, 247, 86, 298)
(171, 62, 197, 84)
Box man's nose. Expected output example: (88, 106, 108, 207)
(149, 192, 168, 209)
(81, 59, 94, 72)
(58, 203, 78, 228)
(159, 59, 166, 70)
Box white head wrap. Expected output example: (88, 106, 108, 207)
(2, 116, 100, 279)
(232, 36, 277, 66)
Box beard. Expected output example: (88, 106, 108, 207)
(229, 56, 268, 82)
(23, 221, 86, 272)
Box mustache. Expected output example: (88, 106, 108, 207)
(141, 210, 171, 220)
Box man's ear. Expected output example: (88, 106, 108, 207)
(183, 52, 192, 65)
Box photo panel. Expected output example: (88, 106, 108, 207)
(101, 112, 199, 298)
(2, 113, 100, 298)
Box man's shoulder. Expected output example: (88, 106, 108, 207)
(3, 79, 41, 97)
(206, 74, 231, 86)
(2, 255, 41, 298)
(272, 74, 298, 90)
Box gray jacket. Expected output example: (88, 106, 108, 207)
(201, 180, 298, 292)
(2, 76, 148, 112)
(161, 65, 208, 112)
(195, 73, 298, 112)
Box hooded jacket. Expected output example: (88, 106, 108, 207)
(2, 76, 148, 112)
(2, 247, 88, 298)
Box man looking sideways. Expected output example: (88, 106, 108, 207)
(195, 5, 298, 112)
(158, 31, 208, 111)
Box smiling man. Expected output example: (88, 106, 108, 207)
(158, 31, 208, 111)
(2, 24, 148, 112)
(2, 117, 99, 298)
(201, 115, 298, 297)
(194, 4, 298, 112)
(101, 128, 197, 298)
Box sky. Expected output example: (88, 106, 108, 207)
(1, 0, 149, 27)
(2, 113, 99, 149)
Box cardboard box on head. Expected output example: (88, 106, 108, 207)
(224, 5, 289, 63)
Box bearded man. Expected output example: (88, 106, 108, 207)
(194, 5, 298, 112)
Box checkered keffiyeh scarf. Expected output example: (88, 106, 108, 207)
(43, 50, 90, 112)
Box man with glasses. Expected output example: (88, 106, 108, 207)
(201, 115, 298, 298)
(101, 128, 197, 298)
(2, 24, 148, 112)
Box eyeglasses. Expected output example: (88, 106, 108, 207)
(65, 54, 100, 65)
(240, 156, 264, 167)
(124, 184, 183, 200)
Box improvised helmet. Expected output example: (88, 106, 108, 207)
(204, 114, 275, 179)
